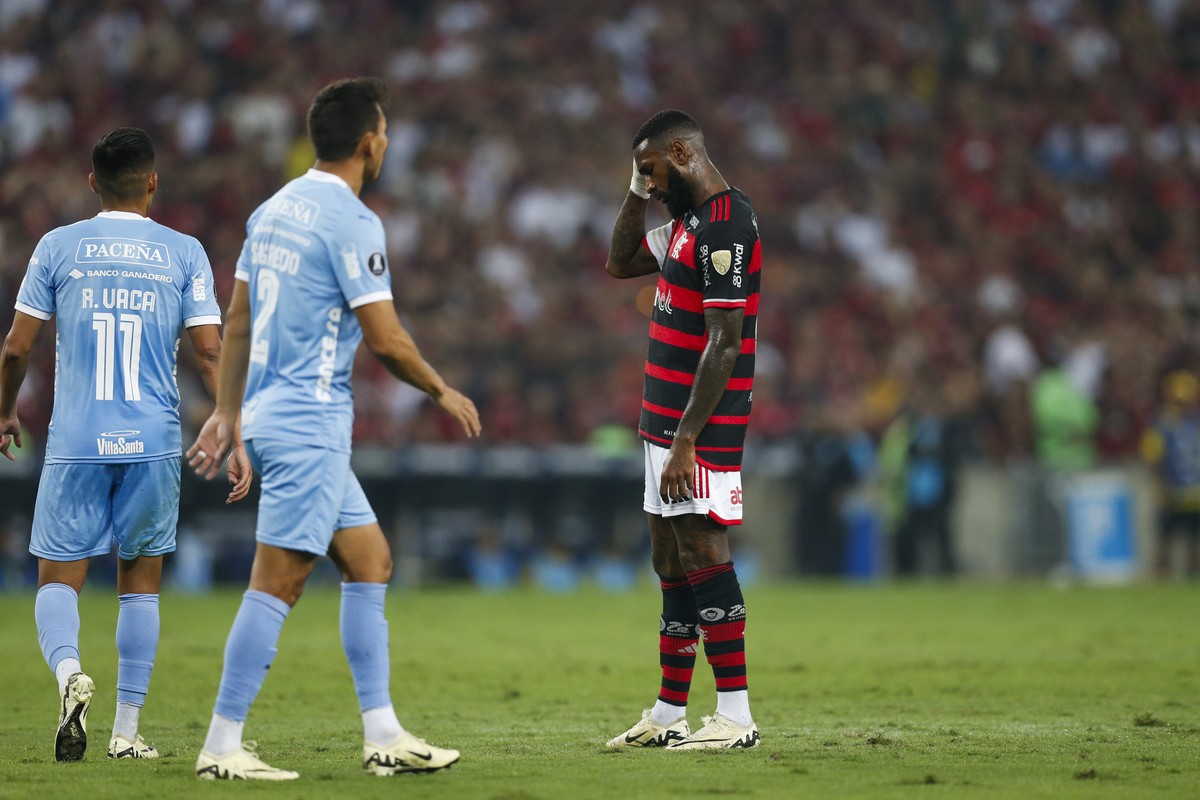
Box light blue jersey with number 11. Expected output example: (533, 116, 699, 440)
(14, 210, 221, 464)
(235, 169, 393, 453)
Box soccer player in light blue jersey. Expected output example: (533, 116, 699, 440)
(0, 128, 253, 763)
(188, 77, 481, 781)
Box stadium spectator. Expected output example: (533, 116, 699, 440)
(880, 383, 971, 576)
(1140, 369, 1200, 578)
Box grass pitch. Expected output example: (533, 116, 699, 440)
(0, 581, 1197, 799)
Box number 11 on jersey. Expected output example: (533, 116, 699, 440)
(92, 311, 143, 401)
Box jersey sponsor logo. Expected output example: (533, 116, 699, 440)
(250, 222, 313, 248)
(687, 213, 699, 229)
(69, 269, 84, 280)
(341, 245, 361, 280)
(75, 238, 171, 270)
(262, 194, 320, 230)
(192, 276, 207, 302)
(315, 307, 343, 403)
(654, 286, 673, 315)
(82, 269, 174, 284)
(711, 249, 731, 275)
(368, 252, 387, 276)
(96, 431, 146, 456)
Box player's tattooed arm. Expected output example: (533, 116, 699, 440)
(606, 193, 660, 279)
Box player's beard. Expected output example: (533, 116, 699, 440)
(661, 161, 695, 219)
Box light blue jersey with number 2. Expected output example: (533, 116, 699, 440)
(235, 169, 392, 453)
(14, 210, 221, 464)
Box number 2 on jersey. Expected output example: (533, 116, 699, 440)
(250, 270, 280, 365)
(92, 311, 143, 401)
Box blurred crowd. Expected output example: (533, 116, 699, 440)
(4, 0, 1200, 473)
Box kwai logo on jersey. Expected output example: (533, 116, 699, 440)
(711, 249, 731, 275)
(75, 238, 171, 270)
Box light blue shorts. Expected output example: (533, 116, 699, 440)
(246, 439, 377, 556)
(30, 457, 181, 561)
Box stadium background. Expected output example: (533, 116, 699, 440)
(1, 0, 1197, 588)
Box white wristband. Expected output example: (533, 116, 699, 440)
(629, 158, 650, 199)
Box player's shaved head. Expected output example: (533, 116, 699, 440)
(632, 109, 704, 150)
(91, 127, 155, 202)
(308, 77, 389, 162)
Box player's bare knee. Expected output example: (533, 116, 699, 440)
(650, 549, 682, 578)
(676, 536, 731, 573)
(340, 557, 391, 584)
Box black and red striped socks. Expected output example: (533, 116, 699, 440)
(688, 562, 752, 726)
(649, 577, 699, 724)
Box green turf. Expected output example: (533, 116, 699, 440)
(0, 581, 1197, 799)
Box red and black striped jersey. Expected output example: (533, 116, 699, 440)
(639, 188, 761, 471)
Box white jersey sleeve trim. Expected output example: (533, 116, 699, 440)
(183, 315, 222, 328)
(645, 223, 672, 268)
(14, 301, 51, 320)
(348, 290, 394, 309)
(702, 297, 747, 306)
(234, 269, 249, 282)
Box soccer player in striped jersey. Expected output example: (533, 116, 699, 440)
(0, 127, 253, 762)
(187, 77, 481, 781)
(604, 110, 762, 750)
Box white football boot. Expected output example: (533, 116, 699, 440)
(363, 730, 460, 775)
(606, 709, 690, 748)
(195, 742, 299, 780)
(667, 713, 760, 750)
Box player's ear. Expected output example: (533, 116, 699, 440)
(147, 172, 158, 197)
(358, 129, 376, 159)
(668, 139, 690, 167)
(88, 172, 100, 195)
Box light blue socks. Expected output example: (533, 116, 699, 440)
(340, 582, 391, 712)
(212, 590, 290, 722)
(35, 583, 80, 677)
(115, 593, 159, 706)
